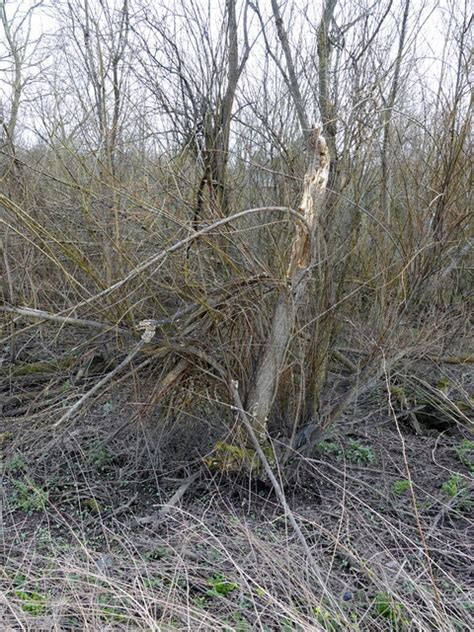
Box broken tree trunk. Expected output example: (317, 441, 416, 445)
(246, 128, 330, 440)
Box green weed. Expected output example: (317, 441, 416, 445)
(347, 440, 375, 465)
(87, 445, 114, 469)
(5, 454, 27, 473)
(230, 610, 252, 631)
(373, 592, 405, 626)
(192, 595, 208, 608)
(313, 605, 342, 631)
(391, 479, 411, 495)
(102, 400, 114, 413)
(456, 439, 474, 472)
(97, 593, 130, 623)
(15, 589, 47, 616)
(12, 477, 48, 513)
(316, 440, 375, 464)
(143, 574, 163, 589)
(206, 574, 239, 598)
(144, 547, 169, 561)
(441, 473, 463, 498)
(440, 473, 472, 512)
(316, 441, 342, 458)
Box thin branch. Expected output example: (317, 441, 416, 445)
(59, 206, 311, 314)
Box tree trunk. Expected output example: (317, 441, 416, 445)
(197, 0, 249, 218)
(317, 0, 337, 178)
(381, 0, 410, 224)
(302, 0, 338, 424)
(245, 128, 330, 440)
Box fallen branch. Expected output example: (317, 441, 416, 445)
(429, 355, 474, 365)
(331, 348, 358, 372)
(52, 328, 151, 428)
(0, 305, 132, 337)
(0, 357, 72, 377)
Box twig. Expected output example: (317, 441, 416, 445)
(137, 470, 202, 525)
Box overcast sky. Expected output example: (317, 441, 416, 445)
(0, 0, 469, 148)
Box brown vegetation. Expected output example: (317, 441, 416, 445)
(1, 0, 472, 630)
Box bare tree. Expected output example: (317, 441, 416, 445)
(380, 0, 410, 224)
(0, 0, 43, 171)
(55, 0, 131, 284)
(136, 0, 251, 220)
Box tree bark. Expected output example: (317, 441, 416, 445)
(317, 0, 338, 174)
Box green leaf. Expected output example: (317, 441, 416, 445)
(206, 574, 239, 598)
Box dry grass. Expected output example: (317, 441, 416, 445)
(2, 363, 473, 630)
